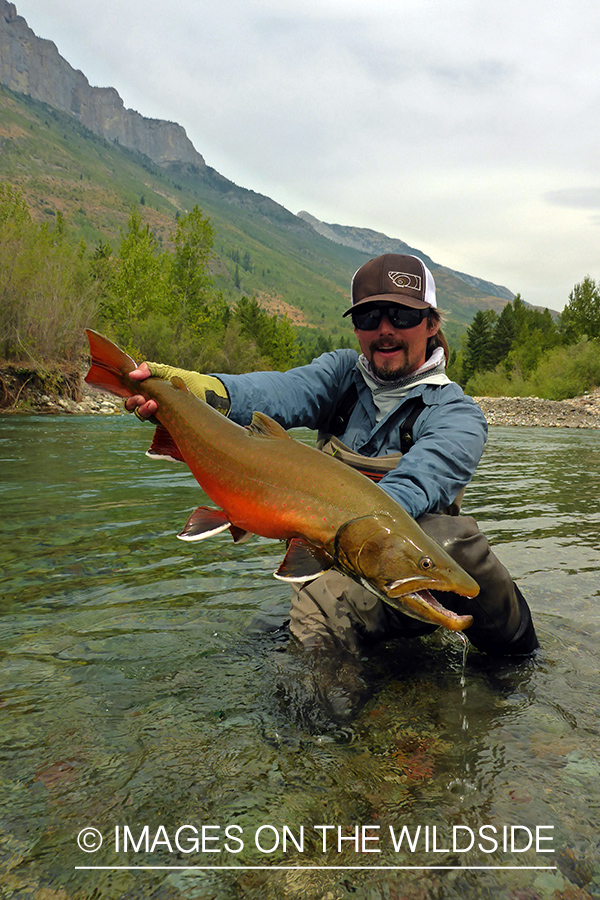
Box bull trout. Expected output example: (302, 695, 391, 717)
(85, 330, 478, 632)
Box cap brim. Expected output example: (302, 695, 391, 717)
(342, 293, 431, 317)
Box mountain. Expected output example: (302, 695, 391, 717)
(0, 0, 204, 168)
(297, 212, 514, 305)
(0, 0, 515, 345)
(0, 82, 362, 335)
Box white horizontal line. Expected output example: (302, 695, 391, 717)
(75, 865, 557, 871)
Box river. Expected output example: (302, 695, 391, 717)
(1, 416, 599, 900)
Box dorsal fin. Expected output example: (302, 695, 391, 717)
(171, 376, 190, 392)
(247, 411, 291, 439)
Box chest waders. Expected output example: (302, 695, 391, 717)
(288, 385, 538, 660)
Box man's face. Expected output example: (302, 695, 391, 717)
(354, 306, 439, 381)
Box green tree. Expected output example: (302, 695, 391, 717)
(560, 276, 600, 342)
(233, 297, 300, 370)
(488, 302, 515, 369)
(0, 186, 98, 362)
(0, 182, 30, 226)
(99, 208, 169, 328)
(508, 295, 561, 375)
(169, 205, 215, 331)
(461, 309, 496, 382)
(510, 293, 529, 331)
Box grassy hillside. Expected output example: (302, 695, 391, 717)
(0, 86, 364, 335)
(0, 83, 510, 349)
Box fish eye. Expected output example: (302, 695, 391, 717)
(419, 556, 435, 571)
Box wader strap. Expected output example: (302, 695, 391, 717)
(320, 385, 464, 512)
(316, 434, 401, 483)
(325, 383, 359, 437)
(317, 433, 465, 514)
(324, 385, 425, 455)
(398, 397, 426, 454)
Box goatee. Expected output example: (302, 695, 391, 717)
(369, 341, 411, 382)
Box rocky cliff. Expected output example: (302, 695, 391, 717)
(0, 0, 206, 168)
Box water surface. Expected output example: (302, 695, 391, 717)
(1, 416, 599, 899)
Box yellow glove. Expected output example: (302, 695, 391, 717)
(145, 363, 230, 415)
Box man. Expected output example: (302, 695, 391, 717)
(125, 253, 538, 661)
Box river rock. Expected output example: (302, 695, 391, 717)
(473, 389, 600, 428)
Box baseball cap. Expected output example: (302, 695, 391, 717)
(343, 253, 437, 316)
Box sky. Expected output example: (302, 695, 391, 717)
(14, 0, 600, 311)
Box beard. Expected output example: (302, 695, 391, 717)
(368, 339, 413, 381)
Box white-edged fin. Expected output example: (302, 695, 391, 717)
(247, 411, 291, 439)
(273, 538, 334, 583)
(146, 450, 182, 463)
(230, 525, 252, 544)
(146, 424, 185, 463)
(178, 506, 231, 542)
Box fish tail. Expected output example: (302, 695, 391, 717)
(84, 329, 137, 399)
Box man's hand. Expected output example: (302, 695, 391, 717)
(124, 363, 158, 419)
(123, 362, 230, 420)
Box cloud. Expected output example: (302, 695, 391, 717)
(14, 0, 600, 310)
(545, 188, 600, 210)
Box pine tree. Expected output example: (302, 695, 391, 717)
(488, 302, 516, 368)
(462, 309, 496, 382)
(169, 205, 215, 330)
(99, 208, 168, 326)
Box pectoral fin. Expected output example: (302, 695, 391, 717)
(178, 506, 251, 544)
(274, 539, 334, 583)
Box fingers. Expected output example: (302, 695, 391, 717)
(129, 362, 152, 380)
(124, 365, 157, 419)
(124, 396, 158, 418)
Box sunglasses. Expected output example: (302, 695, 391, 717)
(351, 304, 429, 331)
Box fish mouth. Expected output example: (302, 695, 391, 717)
(382, 587, 473, 632)
(386, 572, 480, 600)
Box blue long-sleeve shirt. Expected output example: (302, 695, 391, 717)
(217, 349, 487, 519)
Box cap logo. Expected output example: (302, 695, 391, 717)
(388, 271, 422, 292)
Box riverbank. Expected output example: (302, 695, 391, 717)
(473, 388, 600, 428)
(1, 369, 600, 428)
(36, 384, 600, 429)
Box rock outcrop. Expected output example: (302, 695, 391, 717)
(0, 0, 206, 168)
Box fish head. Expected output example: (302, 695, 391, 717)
(334, 515, 479, 632)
